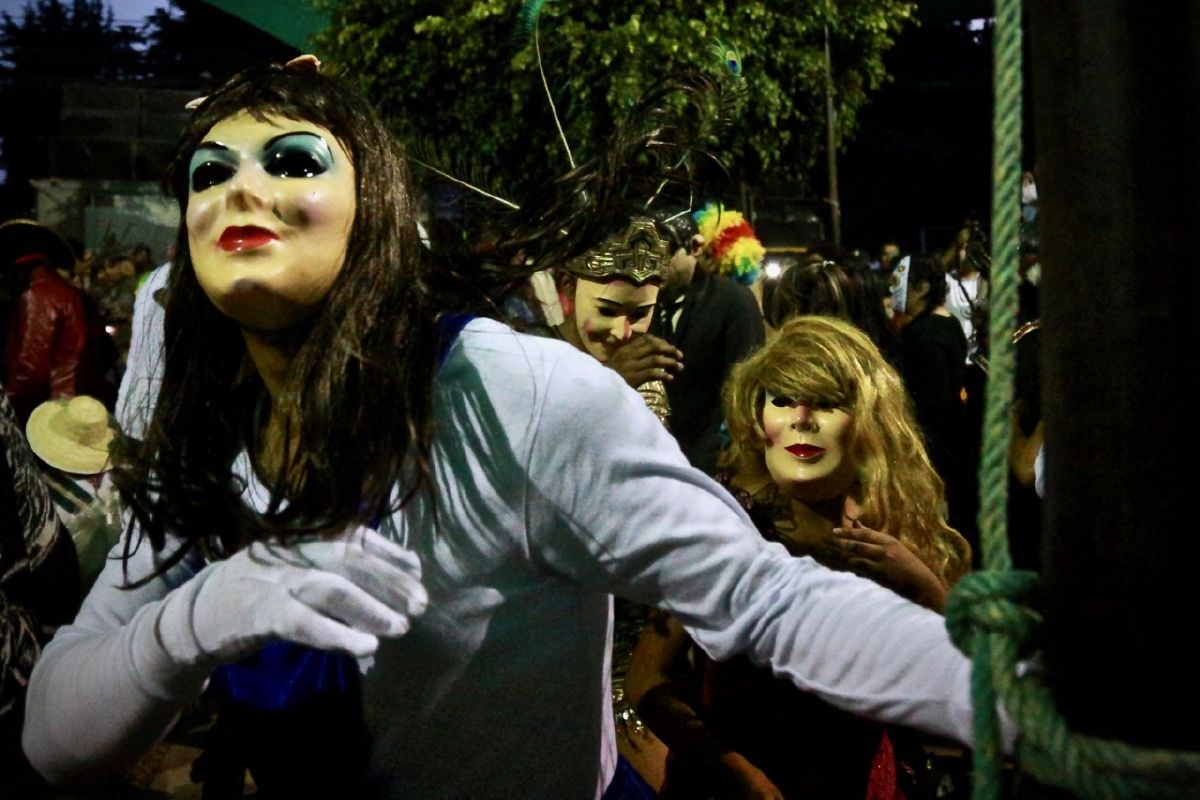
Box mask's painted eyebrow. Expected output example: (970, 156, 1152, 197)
(193, 131, 326, 154)
(597, 297, 656, 308)
(193, 141, 231, 153)
(263, 130, 327, 150)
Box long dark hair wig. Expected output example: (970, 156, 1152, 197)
(114, 63, 440, 576)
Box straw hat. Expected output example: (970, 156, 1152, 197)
(26, 396, 118, 474)
(0, 218, 77, 272)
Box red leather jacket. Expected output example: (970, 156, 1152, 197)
(4, 265, 106, 421)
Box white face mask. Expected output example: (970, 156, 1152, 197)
(1021, 172, 1038, 205)
(761, 392, 857, 502)
(889, 255, 911, 314)
(571, 278, 659, 363)
(187, 112, 356, 331)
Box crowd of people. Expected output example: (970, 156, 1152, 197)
(0, 57, 1048, 799)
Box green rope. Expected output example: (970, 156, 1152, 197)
(944, 0, 1200, 797)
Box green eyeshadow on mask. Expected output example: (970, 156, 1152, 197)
(262, 132, 335, 179)
(188, 145, 238, 193)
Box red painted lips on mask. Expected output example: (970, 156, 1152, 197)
(219, 226, 279, 252)
(785, 443, 826, 459)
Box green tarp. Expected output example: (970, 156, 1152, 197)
(199, 0, 328, 51)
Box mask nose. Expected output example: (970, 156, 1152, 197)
(791, 403, 818, 431)
(605, 316, 633, 342)
(226, 162, 271, 211)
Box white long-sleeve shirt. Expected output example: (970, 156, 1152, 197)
(25, 312, 999, 798)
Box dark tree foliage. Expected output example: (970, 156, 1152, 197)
(315, 0, 917, 197)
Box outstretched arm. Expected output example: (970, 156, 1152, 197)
(524, 354, 1007, 750)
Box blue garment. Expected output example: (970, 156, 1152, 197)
(601, 755, 657, 800)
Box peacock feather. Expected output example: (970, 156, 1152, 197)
(514, 0, 548, 46)
(512, 0, 575, 169)
(711, 38, 743, 77)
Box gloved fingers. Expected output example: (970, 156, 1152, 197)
(271, 598, 382, 658)
(272, 527, 423, 581)
(285, 570, 414, 637)
(336, 557, 429, 618)
(337, 526, 423, 581)
(285, 531, 428, 617)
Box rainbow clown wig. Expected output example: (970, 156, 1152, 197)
(693, 202, 765, 285)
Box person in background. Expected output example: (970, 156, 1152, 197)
(555, 217, 682, 426)
(628, 316, 970, 799)
(764, 255, 900, 367)
(876, 238, 902, 273)
(552, 215, 681, 790)
(651, 207, 764, 474)
(935, 220, 989, 363)
(131, 243, 155, 276)
(893, 255, 975, 554)
(761, 256, 853, 333)
(942, 222, 990, 554)
(94, 254, 140, 367)
(1006, 318, 1043, 571)
(0, 220, 108, 422)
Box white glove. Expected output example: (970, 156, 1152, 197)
(153, 526, 427, 668)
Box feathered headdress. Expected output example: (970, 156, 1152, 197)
(693, 202, 764, 285)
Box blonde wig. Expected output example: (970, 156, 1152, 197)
(723, 315, 971, 586)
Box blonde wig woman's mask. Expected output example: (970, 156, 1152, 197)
(761, 392, 857, 502)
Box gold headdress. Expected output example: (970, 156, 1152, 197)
(565, 217, 671, 285)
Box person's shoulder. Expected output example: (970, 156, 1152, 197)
(439, 316, 630, 433)
(28, 265, 70, 289)
(145, 262, 172, 290)
(453, 316, 573, 363)
(31, 267, 85, 306)
(932, 312, 967, 336)
(710, 272, 758, 303)
(446, 316, 616, 391)
(905, 313, 935, 331)
(908, 313, 958, 337)
(708, 274, 763, 328)
(133, 263, 172, 316)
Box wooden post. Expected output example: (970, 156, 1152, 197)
(1030, 3, 1200, 749)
